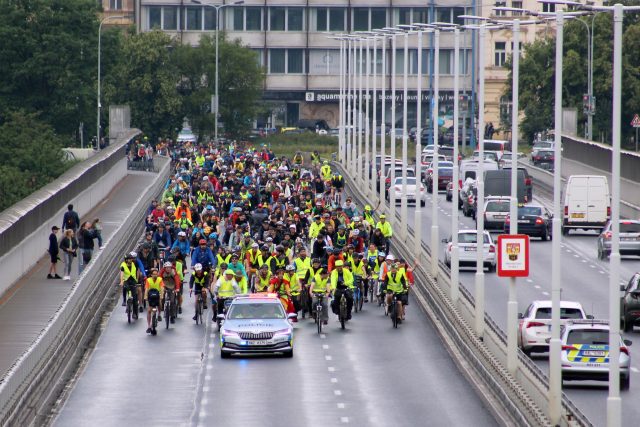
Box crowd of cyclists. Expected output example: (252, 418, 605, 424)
(119, 138, 415, 335)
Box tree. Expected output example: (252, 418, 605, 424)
(0, 112, 73, 211)
(0, 0, 99, 138)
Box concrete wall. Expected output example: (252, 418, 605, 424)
(0, 129, 140, 299)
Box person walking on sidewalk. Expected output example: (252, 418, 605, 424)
(47, 226, 62, 279)
(78, 222, 96, 274)
(62, 204, 80, 233)
(59, 229, 78, 280)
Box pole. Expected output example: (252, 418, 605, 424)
(431, 29, 440, 280)
(365, 37, 371, 197)
(507, 19, 520, 376)
(346, 39, 353, 174)
(549, 11, 564, 426)
(352, 39, 358, 175)
(214, 5, 220, 141)
(339, 38, 345, 165)
(607, 5, 623, 426)
(390, 33, 397, 221)
(475, 25, 486, 338)
(371, 36, 378, 200)
(380, 35, 387, 211)
(451, 28, 460, 303)
(97, 20, 103, 151)
(415, 29, 424, 260)
(358, 39, 364, 183)
(636, 127, 638, 152)
(401, 31, 409, 239)
(588, 14, 595, 140)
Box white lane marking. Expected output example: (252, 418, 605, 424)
(201, 398, 209, 405)
(631, 367, 639, 373)
(341, 417, 349, 423)
(328, 366, 336, 372)
(590, 264, 597, 269)
(320, 334, 327, 339)
(322, 344, 330, 350)
(325, 355, 333, 361)
(574, 254, 580, 258)
(331, 378, 338, 383)
(206, 364, 213, 370)
(599, 271, 606, 274)
(542, 291, 550, 296)
(534, 285, 541, 289)
(526, 279, 533, 283)
(581, 259, 587, 263)
(199, 411, 207, 418)
(565, 249, 572, 253)
(202, 386, 210, 392)
(334, 390, 343, 396)
(204, 375, 211, 381)
(337, 403, 345, 409)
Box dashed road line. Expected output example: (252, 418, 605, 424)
(341, 417, 349, 423)
(631, 367, 639, 373)
(534, 285, 541, 289)
(334, 390, 343, 396)
(542, 291, 550, 296)
(328, 366, 336, 372)
(322, 344, 330, 350)
(325, 355, 333, 361)
(331, 378, 338, 383)
(337, 403, 345, 409)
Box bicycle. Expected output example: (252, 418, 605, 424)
(338, 292, 347, 330)
(368, 276, 375, 304)
(376, 280, 386, 309)
(192, 289, 204, 325)
(389, 292, 399, 328)
(151, 305, 159, 335)
(124, 283, 139, 323)
(313, 292, 326, 334)
(164, 288, 175, 329)
(353, 275, 363, 313)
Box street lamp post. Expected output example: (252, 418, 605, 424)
(401, 29, 410, 239)
(371, 35, 378, 201)
(384, 28, 399, 222)
(431, 28, 440, 279)
(193, 0, 244, 141)
(415, 26, 426, 259)
(357, 38, 364, 185)
(365, 36, 371, 196)
(97, 15, 129, 151)
(451, 27, 461, 303)
(374, 30, 389, 211)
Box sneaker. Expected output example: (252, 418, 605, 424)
(99, 246, 105, 249)
(54, 274, 62, 279)
(146, 328, 152, 334)
(364, 298, 369, 303)
(121, 300, 126, 307)
(47, 274, 53, 279)
(64, 276, 70, 281)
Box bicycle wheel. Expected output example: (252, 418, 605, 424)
(152, 311, 158, 332)
(354, 289, 359, 313)
(358, 287, 364, 311)
(317, 305, 323, 334)
(340, 297, 346, 330)
(391, 299, 398, 328)
(126, 300, 132, 324)
(165, 303, 170, 329)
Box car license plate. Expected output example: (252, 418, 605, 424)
(586, 363, 603, 367)
(621, 237, 637, 241)
(583, 350, 606, 357)
(247, 340, 271, 346)
(465, 247, 476, 251)
(518, 220, 528, 224)
(571, 213, 585, 219)
(494, 215, 505, 219)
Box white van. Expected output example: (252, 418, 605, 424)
(459, 159, 499, 183)
(563, 175, 610, 235)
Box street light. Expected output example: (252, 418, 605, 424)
(396, 26, 413, 240)
(192, 0, 244, 141)
(328, 35, 349, 165)
(97, 15, 129, 151)
(373, 29, 391, 212)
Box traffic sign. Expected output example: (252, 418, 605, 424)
(497, 235, 530, 277)
(631, 114, 640, 128)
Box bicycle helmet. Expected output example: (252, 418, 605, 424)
(163, 261, 172, 268)
(285, 265, 295, 272)
(194, 263, 203, 272)
(312, 258, 320, 264)
(377, 251, 386, 257)
(275, 245, 284, 253)
(224, 269, 234, 275)
(129, 251, 138, 258)
(385, 254, 395, 261)
(198, 239, 206, 245)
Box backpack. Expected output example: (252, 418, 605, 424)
(66, 213, 75, 229)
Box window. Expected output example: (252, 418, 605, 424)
(270, 49, 286, 73)
(397, 8, 411, 25)
(436, 8, 451, 23)
(329, 8, 344, 31)
(109, 0, 122, 10)
(149, 6, 161, 29)
(164, 7, 178, 30)
(453, 7, 465, 25)
(414, 8, 429, 24)
(459, 49, 471, 74)
(204, 8, 216, 30)
(247, 7, 262, 30)
(499, 95, 512, 125)
(288, 49, 304, 73)
(495, 2, 506, 17)
(252, 49, 265, 68)
(316, 8, 328, 31)
(288, 8, 303, 31)
(439, 49, 452, 74)
(511, 1, 523, 16)
(353, 8, 368, 31)
(233, 8, 243, 30)
(510, 41, 523, 53)
(494, 42, 506, 67)
(270, 7, 285, 31)
(542, 2, 556, 13)
(185, 7, 202, 31)
(371, 8, 386, 29)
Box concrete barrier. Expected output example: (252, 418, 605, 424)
(0, 157, 170, 426)
(0, 129, 140, 298)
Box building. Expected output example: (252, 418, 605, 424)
(99, 0, 137, 26)
(138, 1, 475, 130)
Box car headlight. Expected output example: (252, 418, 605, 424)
(274, 328, 292, 339)
(221, 330, 240, 340)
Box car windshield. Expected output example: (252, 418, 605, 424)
(227, 302, 285, 320)
(486, 201, 509, 212)
(519, 207, 543, 216)
(535, 307, 584, 320)
(439, 168, 453, 177)
(458, 233, 489, 244)
(438, 162, 454, 168)
(534, 142, 553, 149)
(394, 177, 417, 185)
(567, 329, 609, 345)
(620, 222, 640, 233)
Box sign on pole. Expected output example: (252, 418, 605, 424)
(631, 114, 640, 128)
(497, 235, 530, 277)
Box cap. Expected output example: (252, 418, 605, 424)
(378, 251, 386, 257)
(251, 243, 259, 248)
(224, 269, 234, 275)
(365, 205, 372, 211)
(334, 260, 344, 267)
(380, 214, 386, 219)
(178, 231, 186, 237)
(163, 261, 172, 268)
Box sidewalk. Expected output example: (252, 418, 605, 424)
(0, 171, 157, 377)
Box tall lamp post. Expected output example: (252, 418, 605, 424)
(373, 30, 390, 211)
(192, 0, 244, 141)
(97, 15, 129, 151)
(382, 27, 401, 222)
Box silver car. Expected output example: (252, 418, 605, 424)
(482, 197, 510, 230)
(597, 220, 640, 260)
(219, 295, 297, 358)
(443, 230, 496, 272)
(561, 320, 632, 390)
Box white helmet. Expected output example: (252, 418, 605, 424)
(194, 263, 203, 272)
(385, 254, 395, 261)
(163, 261, 172, 268)
(178, 231, 187, 237)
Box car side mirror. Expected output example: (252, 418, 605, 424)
(586, 315, 594, 320)
(217, 314, 225, 321)
(441, 239, 448, 243)
(624, 339, 632, 346)
(620, 285, 626, 292)
(518, 313, 524, 319)
(287, 313, 298, 320)
(545, 338, 551, 344)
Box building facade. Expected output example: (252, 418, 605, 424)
(100, 0, 137, 26)
(139, 0, 475, 130)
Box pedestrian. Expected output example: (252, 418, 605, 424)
(62, 204, 80, 233)
(78, 222, 96, 274)
(47, 226, 62, 279)
(92, 218, 104, 249)
(59, 229, 78, 281)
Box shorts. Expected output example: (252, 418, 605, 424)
(148, 289, 161, 308)
(50, 253, 58, 264)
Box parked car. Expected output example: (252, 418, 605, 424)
(597, 220, 640, 260)
(518, 300, 590, 356)
(621, 272, 640, 332)
(563, 175, 611, 235)
(442, 230, 496, 272)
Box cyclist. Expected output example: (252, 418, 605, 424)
(293, 151, 304, 166)
(212, 269, 241, 319)
(189, 263, 210, 320)
(171, 231, 191, 259)
(309, 266, 331, 325)
(159, 261, 181, 323)
(350, 252, 367, 302)
(320, 161, 332, 182)
(191, 238, 215, 271)
(144, 268, 165, 334)
(268, 267, 294, 314)
(234, 269, 249, 294)
(330, 260, 354, 320)
(310, 150, 321, 172)
(330, 173, 344, 202)
(255, 264, 272, 292)
(383, 262, 409, 322)
(284, 264, 300, 321)
(375, 214, 393, 252)
(120, 252, 143, 314)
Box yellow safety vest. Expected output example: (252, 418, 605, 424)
(193, 272, 208, 286)
(285, 273, 300, 295)
(386, 271, 405, 294)
(256, 273, 272, 292)
(312, 273, 330, 293)
(351, 260, 365, 276)
(294, 257, 311, 280)
(146, 276, 163, 292)
(236, 276, 248, 294)
(121, 262, 137, 281)
(218, 278, 236, 298)
(217, 253, 231, 266)
(376, 221, 393, 238)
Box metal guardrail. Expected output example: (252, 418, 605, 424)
(0, 157, 170, 426)
(335, 161, 593, 427)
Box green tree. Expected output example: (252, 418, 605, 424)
(0, 112, 73, 211)
(0, 0, 99, 138)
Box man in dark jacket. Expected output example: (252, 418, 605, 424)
(78, 222, 96, 274)
(48, 226, 62, 279)
(62, 204, 80, 233)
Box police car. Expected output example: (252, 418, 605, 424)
(219, 294, 297, 358)
(561, 320, 632, 390)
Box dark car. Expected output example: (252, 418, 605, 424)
(502, 166, 533, 202)
(504, 204, 553, 240)
(426, 167, 453, 193)
(621, 272, 640, 332)
(460, 181, 477, 219)
(531, 149, 554, 168)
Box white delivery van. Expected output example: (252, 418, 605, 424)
(460, 159, 499, 182)
(562, 175, 610, 235)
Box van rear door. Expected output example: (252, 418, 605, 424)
(587, 176, 609, 224)
(567, 176, 589, 223)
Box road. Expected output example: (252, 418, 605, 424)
(396, 178, 640, 426)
